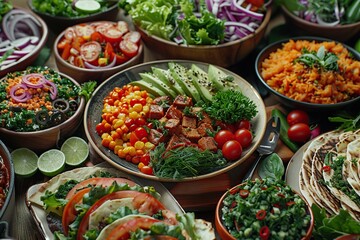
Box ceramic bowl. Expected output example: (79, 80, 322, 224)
(135, 7, 271, 68)
(255, 36, 360, 112)
(54, 21, 144, 84)
(27, 0, 119, 33)
(0, 140, 15, 231)
(0, 69, 85, 153)
(0, 6, 48, 77)
(84, 60, 267, 182)
(215, 180, 314, 240)
(281, 6, 360, 42)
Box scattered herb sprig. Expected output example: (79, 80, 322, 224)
(328, 112, 360, 131)
(79, 81, 97, 102)
(296, 46, 339, 71)
(202, 89, 258, 124)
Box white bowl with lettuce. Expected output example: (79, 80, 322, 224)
(120, 0, 272, 67)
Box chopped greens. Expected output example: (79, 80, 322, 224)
(296, 46, 339, 72)
(328, 111, 360, 131)
(222, 178, 311, 239)
(202, 89, 258, 124)
(150, 143, 227, 179)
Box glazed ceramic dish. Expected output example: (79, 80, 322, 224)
(84, 60, 267, 182)
(255, 36, 360, 112)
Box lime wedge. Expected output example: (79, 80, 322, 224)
(38, 149, 65, 177)
(61, 137, 89, 166)
(11, 148, 38, 178)
(75, 0, 101, 14)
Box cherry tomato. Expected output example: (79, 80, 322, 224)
(101, 26, 123, 43)
(236, 120, 251, 130)
(75, 24, 95, 38)
(112, 51, 129, 65)
(287, 123, 311, 143)
(123, 31, 141, 44)
(214, 130, 235, 148)
(80, 41, 101, 63)
(64, 27, 76, 40)
(286, 110, 309, 126)
(234, 129, 253, 148)
(135, 117, 146, 126)
(120, 39, 139, 57)
(245, 0, 264, 7)
(135, 127, 148, 139)
(222, 140, 242, 161)
(140, 153, 150, 165)
(116, 21, 129, 35)
(140, 165, 153, 175)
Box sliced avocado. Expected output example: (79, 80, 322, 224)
(189, 64, 214, 102)
(139, 72, 177, 99)
(168, 62, 201, 103)
(208, 64, 238, 91)
(151, 67, 184, 96)
(130, 80, 165, 97)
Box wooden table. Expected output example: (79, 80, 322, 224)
(8, 1, 301, 239)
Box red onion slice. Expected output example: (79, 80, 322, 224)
(44, 80, 58, 100)
(10, 83, 29, 102)
(22, 73, 46, 88)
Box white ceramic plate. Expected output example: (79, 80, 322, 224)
(285, 141, 312, 193)
(25, 163, 184, 240)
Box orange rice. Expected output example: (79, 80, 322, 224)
(260, 39, 360, 104)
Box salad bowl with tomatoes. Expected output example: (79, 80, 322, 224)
(54, 21, 144, 84)
(84, 60, 267, 182)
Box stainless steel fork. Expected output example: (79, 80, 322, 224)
(243, 116, 281, 181)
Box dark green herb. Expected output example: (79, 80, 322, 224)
(202, 89, 258, 124)
(258, 153, 285, 180)
(0, 49, 14, 64)
(328, 112, 360, 131)
(0, 0, 12, 21)
(296, 46, 339, 71)
(312, 204, 360, 239)
(150, 143, 227, 179)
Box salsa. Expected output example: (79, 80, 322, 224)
(0, 156, 9, 209)
(221, 178, 311, 239)
(0, 66, 80, 132)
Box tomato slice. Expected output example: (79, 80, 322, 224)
(95, 22, 113, 33)
(116, 21, 129, 35)
(64, 27, 76, 40)
(106, 217, 161, 240)
(132, 192, 166, 216)
(62, 188, 91, 236)
(112, 51, 129, 65)
(74, 56, 85, 68)
(76, 190, 143, 240)
(123, 31, 141, 44)
(80, 41, 101, 63)
(102, 26, 124, 43)
(66, 177, 137, 200)
(120, 40, 139, 57)
(75, 24, 95, 39)
(104, 42, 114, 60)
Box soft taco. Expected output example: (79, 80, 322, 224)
(28, 166, 215, 240)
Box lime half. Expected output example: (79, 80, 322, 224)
(61, 137, 89, 166)
(75, 0, 101, 14)
(38, 149, 65, 177)
(11, 148, 38, 178)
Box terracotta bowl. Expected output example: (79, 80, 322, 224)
(27, 0, 119, 33)
(281, 6, 360, 42)
(215, 180, 314, 240)
(0, 70, 85, 153)
(0, 140, 15, 232)
(135, 8, 271, 68)
(0, 6, 48, 78)
(54, 21, 144, 84)
(255, 36, 360, 112)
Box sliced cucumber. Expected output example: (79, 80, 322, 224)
(75, 0, 101, 14)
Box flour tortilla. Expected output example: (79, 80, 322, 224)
(28, 166, 132, 208)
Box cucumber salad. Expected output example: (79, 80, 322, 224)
(221, 178, 311, 239)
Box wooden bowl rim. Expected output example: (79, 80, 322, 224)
(0, 140, 15, 219)
(53, 21, 144, 73)
(135, 6, 272, 49)
(215, 181, 315, 240)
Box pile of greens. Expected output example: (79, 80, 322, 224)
(119, 0, 225, 45)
